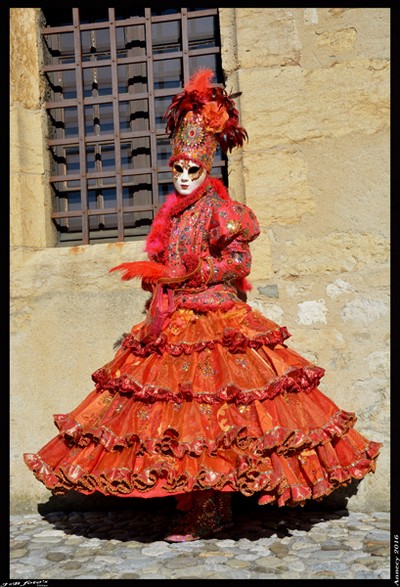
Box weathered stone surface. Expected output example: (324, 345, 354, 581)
(244, 150, 315, 226)
(364, 351, 389, 377)
(10, 173, 52, 250)
(312, 8, 390, 61)
(321, 539, 347, 551)
(326, 279, 352, 298)
(315, 27, 357, 53)
(258, 284, 279, 298)
(236, 8, 302, 68)
(218, 10, 239, 77)
(269, 542, 290, 557)
(62, 561, 83, 570)
(303, 8, 318, 26)
(10, 8, 44, 108)
(10, 108, 48, 175)
(296, 299, 327, 325)
(10, 549, 29, 559)
(238, 60, 389, 152)
(10, 241, 148, 300)
(342, 297, 389, 325)
(248, 299, 284, 325)
(46, 552, 67, 562)
(12, 506, 389, 579)
(273, 232, 389, 276)
(226, 558, 251, 569)
(247, 227, 273, 281)
(254, 557, 288, 572)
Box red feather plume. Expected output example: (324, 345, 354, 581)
(109, 261, 167, 282)
(164, 68, 248, 153)
(184, 67, 214, 95)
(235, 277, 253, 292)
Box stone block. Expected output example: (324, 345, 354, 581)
(296, 299, 327, 325)
(10, 174, 49, 249)
(10, 107, 47, 175)
(317, 8, 390, 60)
(248, 227, 273, 281)
(341, 297, 389, 325)
(303, 8, 319, 25)
(315, 27, 357, 53)
(10, 8, 43, 109)
(238, 59, 389, 151)
(243, 150, 315, 225)
(10, 241, 148, 299)
(248, 298, 284, 325)
(364, 351, 389, 377)
(273, 232, 389, 277)
(218, 9, 238, 76)
(236, 8, 302, 68)
(258, 284, 279, 298)
(326, 279, 353, 298)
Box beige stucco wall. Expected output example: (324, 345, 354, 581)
(11, 8, 389, 513)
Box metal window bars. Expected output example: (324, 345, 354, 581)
(41, 7, 225, 245)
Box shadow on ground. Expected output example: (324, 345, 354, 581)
(36, 479, 361, 544)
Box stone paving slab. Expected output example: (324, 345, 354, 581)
(8, 497, 391, 581)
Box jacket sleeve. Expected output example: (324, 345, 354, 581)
(191, 200, 260, 286)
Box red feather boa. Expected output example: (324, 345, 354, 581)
(144, 177, 252, 293)
(145, 176, 230, 263)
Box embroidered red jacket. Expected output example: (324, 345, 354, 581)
(145, 176, 260, 312)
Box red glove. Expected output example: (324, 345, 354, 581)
(179, 253, 206, 287)
(158, 254, 202, 288)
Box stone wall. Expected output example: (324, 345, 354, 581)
(220, 8, 390, 512)
(10, 8, 153, 512)
(10, 8, 389, 513)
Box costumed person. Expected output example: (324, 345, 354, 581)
(24, 68, 381, 542)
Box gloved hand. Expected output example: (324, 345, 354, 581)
(179, 253, 206, 287)
(158, 254, 202, 288)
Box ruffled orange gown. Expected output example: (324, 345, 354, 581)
(24, 178, 381, 507)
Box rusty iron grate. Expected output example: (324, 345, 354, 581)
(42, 7, 226, 245)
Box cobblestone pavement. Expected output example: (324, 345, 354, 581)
(9, 496, 391, 581)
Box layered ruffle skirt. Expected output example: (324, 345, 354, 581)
(24, 302, 380, 507)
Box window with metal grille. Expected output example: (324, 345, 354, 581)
(41, 7, 226, 245)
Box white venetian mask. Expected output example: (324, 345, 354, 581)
(172, 159, 207, 195)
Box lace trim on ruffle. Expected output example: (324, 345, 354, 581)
(258, 441, 381, 506)
(52, 407, 354, 457)
(23, 440, 381, 504)
(91, 365, 325, 404)
(121, 326, 291, 357)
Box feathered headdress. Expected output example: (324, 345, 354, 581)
(164, 68, 248, 172)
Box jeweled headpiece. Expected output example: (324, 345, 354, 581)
(164, 68, 248, 173)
